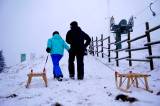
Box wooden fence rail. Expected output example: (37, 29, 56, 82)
(89, 22, 160, 70)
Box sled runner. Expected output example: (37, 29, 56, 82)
(115, 71, 152, 93)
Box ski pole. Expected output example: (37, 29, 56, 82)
(43, 54, 49, 72)
(44, 54, 49, 68)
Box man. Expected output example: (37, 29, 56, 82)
(66, 21, 91, 80)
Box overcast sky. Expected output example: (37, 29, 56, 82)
(0, 0, 160, 66)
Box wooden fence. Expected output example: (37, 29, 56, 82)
(89, 22, 160, 70)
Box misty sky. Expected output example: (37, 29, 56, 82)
(0, 0, 160, 66)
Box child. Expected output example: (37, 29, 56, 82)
(46, 31, 70, 81)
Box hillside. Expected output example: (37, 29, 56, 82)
(0, 53, 160, 106)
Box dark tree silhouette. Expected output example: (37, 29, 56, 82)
(0, 50, 6, 73)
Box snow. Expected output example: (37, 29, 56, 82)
(0, 52, 160, 106)
(0, 0, 160, 105)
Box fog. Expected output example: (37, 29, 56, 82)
(0, 0, 160, 66)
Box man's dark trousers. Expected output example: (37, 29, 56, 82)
(68, 50, 84, 79)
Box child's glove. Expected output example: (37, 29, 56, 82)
(46, 48, 51, 53)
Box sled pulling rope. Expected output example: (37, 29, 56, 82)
(115, 71, 153, 93)
(26, 55, 49, 88)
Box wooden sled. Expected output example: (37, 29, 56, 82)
(26, 68, 48, 88)
(115, 71, 153, 93)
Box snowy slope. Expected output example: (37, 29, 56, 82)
(0, 53, 160, 106)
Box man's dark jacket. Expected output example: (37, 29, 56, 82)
(66, 27, 91, 53)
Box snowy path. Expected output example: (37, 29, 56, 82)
(0, 54, 160, 106)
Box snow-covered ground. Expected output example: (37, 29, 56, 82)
(0, 52, 160, 106)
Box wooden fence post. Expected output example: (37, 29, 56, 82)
(96, 36, 99, 57)
(101, 34, 104, 58)
(92, 37, 94, 56)
(108, 36, 111, 62)
(89, 40, 91, 55)
(116, 47, 119, 67)
(145, 22, 154, 70)
(128, 32, 132, 66)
